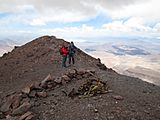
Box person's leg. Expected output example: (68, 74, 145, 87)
(69, 55, 71, 64)
(64, 56, 67, 67)
(62, 56, 67, 67)
(72, 55, 75, 64)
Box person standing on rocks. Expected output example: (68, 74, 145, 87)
(60, 43, 69, 67)
(68, 41, 76, 65)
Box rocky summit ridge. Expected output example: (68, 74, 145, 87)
(0, 35, 160, 120)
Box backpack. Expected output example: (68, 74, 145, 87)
(69, 45, 76, 54)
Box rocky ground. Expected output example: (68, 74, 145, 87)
(0, 36, 160, 120)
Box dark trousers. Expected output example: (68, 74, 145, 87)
(62, 56, 67, 67)
(69, 54, 75, 64)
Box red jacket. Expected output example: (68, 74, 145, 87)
(60, 47, 69, 56)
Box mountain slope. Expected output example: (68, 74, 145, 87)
(0, 36, 102, 95)
(0, 36, 160, 120)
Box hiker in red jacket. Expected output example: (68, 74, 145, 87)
(60, 44, 69, 67)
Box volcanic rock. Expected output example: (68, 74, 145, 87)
(54, 77, 62, 84)
(0, 95, 15, 112)
(12, 102, 31, 116)
(21, 86, 31, 95)
(0, 35, 160, 120)
(29, 90, 36, 98)
(19, 111, 33, 120)
(25, 114, 36, 120)
(61, 75, 70, 82)
(36, 91, 47, 98)
(112, 95, 124, 100)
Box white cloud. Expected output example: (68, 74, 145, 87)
(0, 0, 160, 41)
(104, 0, 160, 23)
(1, 0, 160, 25)
(30, 18, 46, 26)
(39, 17, 160, 41)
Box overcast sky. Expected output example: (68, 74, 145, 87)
(0, 0, 160, 42)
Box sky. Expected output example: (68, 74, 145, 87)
(0, 0, 160, 43)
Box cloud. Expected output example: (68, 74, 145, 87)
(0, 0, 98, 24)
(1, 0, 160, 25)
(104, 0, 160, 22)
(38, 17, 160, 41)
(0, 0, 160, 42)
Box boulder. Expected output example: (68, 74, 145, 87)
(86, 70, 96, 77)
(86, 70, 96, 74)
(20, 98, 30, 105)
(12, 102, 31, 116)
(36, 91, 47, 98)
(97, 63, 107, 70)
(112, 95, 124, 100)
(0, 95, 15, 112)
(25, 114, 36, 120)
(19, 111, 33, 120)
(54, 77, 62, 84)
(47, 84, 53, 89)
(67, 69, 77, 78)
(11, 94, 22, 109)
(77, 70, 86, 75)
(41, 74, 52, 84)
(6, 115, 18, 120)
(40, 74, 52, 88)
(21, 86, 31, 95)
(61, 75, 70, 82)
(30, 82, 41, 90)
(29, 90, 36, 98)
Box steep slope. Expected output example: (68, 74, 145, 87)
(0, 36, 160, 120)
(0, 36, 106, 98)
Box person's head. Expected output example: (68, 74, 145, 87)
(71, 41, 74, 44)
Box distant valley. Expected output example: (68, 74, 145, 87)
(78, 39, 160, 86)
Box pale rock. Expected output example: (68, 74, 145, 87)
(12, 102, 31, 116)
(112, 95, 124, 100)
(41, 74, 52, 84)
(36, 91, 47, 98)
(6, 115, 18, 120)
(47, 84, 53, 89)
(19, 111, 33, 120)
(25, 114, 36, 120)
(22, 86, 31, 94)
(62, 75, 70, 81)
(54, 77, 62, 84)
(77, 70, 86, 75)
(30, 82, 41, 90)
(40, 74, 52, 88)
(68, 69, 77, 78)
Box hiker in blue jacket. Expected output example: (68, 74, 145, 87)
(68, 41, 76, 65)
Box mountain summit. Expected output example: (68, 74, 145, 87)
(0, 36, 160, 120)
